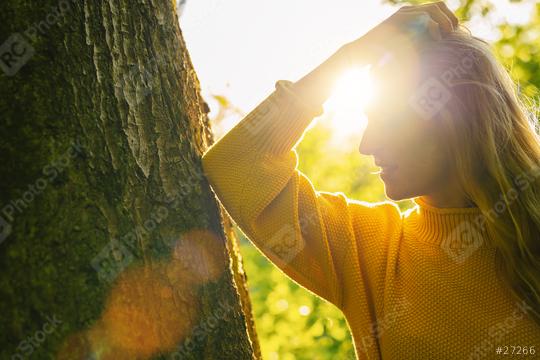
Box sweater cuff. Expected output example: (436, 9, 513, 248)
(239, 80, 324, 156)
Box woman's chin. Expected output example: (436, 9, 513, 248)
(382, 181, 409, 202)
(384, 188, 401, 201)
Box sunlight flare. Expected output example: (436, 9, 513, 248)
(323, 67, 373, 141)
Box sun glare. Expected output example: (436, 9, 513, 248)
(323, 67, 373, 141)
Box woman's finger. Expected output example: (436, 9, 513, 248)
(400, 3, 455, 33)
(426, 19, 442, 41)
(399, 11, 439, 41)
(433, 1, 459, 28)
(402, 4, 453, 32)
(399, 11, 443, 42)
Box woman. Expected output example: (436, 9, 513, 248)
(201, 2, 540, 358)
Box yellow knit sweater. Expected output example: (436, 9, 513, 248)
(201, 80, 540, 359)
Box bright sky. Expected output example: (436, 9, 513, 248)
(179, 0, 536, 139)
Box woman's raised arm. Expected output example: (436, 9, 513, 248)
(199, 31, 405, 309)
(200, 1, 456, 310)
(201, 73, 403, 311)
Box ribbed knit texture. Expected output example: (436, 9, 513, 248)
(201, 80, 540, 359)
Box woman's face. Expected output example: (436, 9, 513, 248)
(359, 95, 455, 201)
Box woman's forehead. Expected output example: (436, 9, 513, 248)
(368, 65, 432, 116)
(367, 78, 416, 116)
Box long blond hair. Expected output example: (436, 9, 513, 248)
(412, 27, 540, 326)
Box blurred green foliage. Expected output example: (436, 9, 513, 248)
(494, 3, 540, 100)
(215, 1, 540, 358)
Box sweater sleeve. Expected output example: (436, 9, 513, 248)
(201, 80, 402, 310)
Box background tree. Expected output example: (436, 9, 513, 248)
(0, 0, 260, 358)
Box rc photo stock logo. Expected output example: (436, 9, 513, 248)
(409, 49, 480, 120)
(239, 93, 281, 137)
(409, 76, 452, 120)
(91, 239, 135, 284)
(0, 0, 74, 76)
(266, 223, 304, 265)
(441, 220, 484, 264)
(118, 61, 157, 105)
(0, 215, 13, 245)
(117, 54, 183, 105)
(0, 33, 35, 76)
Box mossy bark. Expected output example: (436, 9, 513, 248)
(0, 1, 260, 359)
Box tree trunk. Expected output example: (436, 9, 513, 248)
(0, 1, 260, 359)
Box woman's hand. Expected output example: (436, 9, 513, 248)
(340, 1, 459, 67)
(291, 2, 458, 109)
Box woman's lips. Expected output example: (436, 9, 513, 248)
(380, 165, 398, 177)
